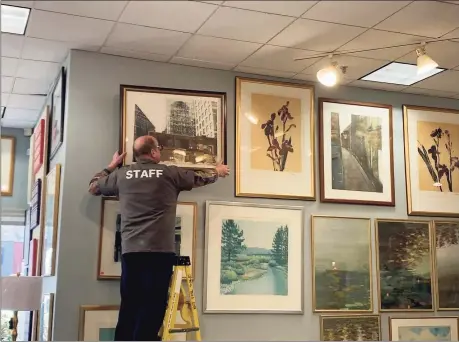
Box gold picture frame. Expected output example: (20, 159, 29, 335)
(78, 305, 119, 341)
(311, 215, 373, 313)
(320, 314, 381, 341)
(235, 77, 315, 200)
(389, 316, 459, 341)
(1, 135, 15, 196)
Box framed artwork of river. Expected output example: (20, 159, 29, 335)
(204, 201, 304, 313)
(319, 98, 394, 206)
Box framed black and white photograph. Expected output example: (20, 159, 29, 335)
(49, 67, 66, 159)
(120, 85, 226, 169)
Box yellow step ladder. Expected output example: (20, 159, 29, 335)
(160, 256, 201, 341)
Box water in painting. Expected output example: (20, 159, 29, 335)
(322, 316, 380, 341)
(219, 219, 288, 296)
(98, 327, 116, 341)
(398, 326, 451, 341)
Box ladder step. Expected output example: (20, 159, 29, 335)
(169, 327, 200, 334)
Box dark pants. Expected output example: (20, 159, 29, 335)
(114, 252, 175, 341)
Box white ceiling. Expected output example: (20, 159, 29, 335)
(2, 0, 459, 128)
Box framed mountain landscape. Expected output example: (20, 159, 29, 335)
(404, 105, 459, 216)
(319, 98, 394, 205)
(204, 201, 304, 313)
(235, 77, 315, 200)
(312, 216, 372, 312)
(389, 317, 459, 341)
(321, 315, 381, 341)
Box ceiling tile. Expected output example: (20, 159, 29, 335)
(403, 87, 459, 98)
(197, 7, 294, 44)
(27, 10, 114, 45)
(1, 119, 36, 129)
(16, 60, 60, 81)
(33, 1, 128, 21)
(1, 57, 19, 77)
(200, 1, 223, 4)
(442, 28, 459, 42)
(105, 23, 191, 56)
(2, 77, 14, 93)
(119, 1, 217, 33)
(397, 41, 459, 69)
(269, 19, 365, 52)
(2, 93, 10, 106)
(170, 57, 235, 70)
(375, 1, 459, 38)
(302, 55, 387, 80)
(1, 34, 25, 58)
(348, 80, 407, 92)
(100, 47, 171, 62)
(293, 73, 353, 85)
(240, 45, 322, 73)
(176, 35, 261, 64)
(12, 78, 51, 95)
(235, 65, 297, 78)
(223, 1, 317, 17)
(413, 70, 459, 91)
(302, 1, 410, 28)
(337, 29, 424, 60)
(8, 94, 46, 110)
(3, 107, 40, 121)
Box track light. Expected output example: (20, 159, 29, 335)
(416, 45, 438, 75)
(317, 61, 339, 87)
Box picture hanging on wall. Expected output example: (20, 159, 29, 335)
(235, 77, 315, 200)
(404, 105, 459, 216)
(38, 293, 54, 341)
(120, 84, 226, 169)
(49, 67, 66, 160)
(1, 135, 15, 196)
(320, 315, 381, 341)
(389, 317, 458, 341)
(434, 220, 459, 310)
(319, 98, 394, 206)
(30, 179, 42, 229)
(41, 164, 61, 277)
(97, 198, 197, 279)
(23, 207, 31, 266)
(33, 118, 45, 177)
(78, 305, 119, 341)
(311, 215, 372, 312)
(376, 219, 433, 311)
(204, 201, 304, 313)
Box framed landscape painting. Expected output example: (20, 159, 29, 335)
(434, 221, 459, 310)
(38, 293, 54, 341)
(120, 85, 226, 169)
(389, 317, 459, 341)
(78, 305, 119, 341)
(41, 164, 61, 277)
(312, 216, 372, 312)
(98, 199, 197, 279)
(1, 135, 15, 196)
(319, 98, 394, 205)
(49, 67, 66, 159)
(404, 105, 459, 216)
(204, 201, 304, 313)
(376, 219, 433, 311)
(321, 315, 381, 341)
(235, 77, 315, 200)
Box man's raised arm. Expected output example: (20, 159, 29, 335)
(88, 151, 126, 196)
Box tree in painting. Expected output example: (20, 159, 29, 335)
(378, 221, 432, 310)
(322, 316, 380, 341)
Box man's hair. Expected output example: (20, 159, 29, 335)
(133, 136, 158, 159)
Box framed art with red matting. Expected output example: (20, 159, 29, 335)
(33, 119, 45, 175)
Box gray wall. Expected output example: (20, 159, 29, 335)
(53, 49, 459, 341)
(1, 127, 30, 211)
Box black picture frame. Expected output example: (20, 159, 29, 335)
(49, 66, 66, 160)
(23, 207, 31, 265)
(30, 179, 42, 229)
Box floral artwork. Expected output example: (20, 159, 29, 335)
(260, 101, 296, 171)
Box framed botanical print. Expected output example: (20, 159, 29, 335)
(376, 219, 433, 311)
(49, 67, 66, 159)
(389, 317, 459, 341)
(97, 199, 197, 279)
(311, 216, 372, 312)
(321, 315, 381, 341)
(120, 84, 226, 169)
(78, 305, 119, 341)
(434, 220, 459, 310)
(38, 293, 54, 341)
(1, 135, 15, 196)
(404, 105, 459, 216)
(235, 77, 315, 200)
(204, 201, 304, 313)
(319, 98, 394, 205)
(41, 164, 61, 276)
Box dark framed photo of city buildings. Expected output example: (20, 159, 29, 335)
(120, 85, 226, 169)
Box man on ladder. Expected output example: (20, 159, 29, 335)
(88, 136, 230, 341)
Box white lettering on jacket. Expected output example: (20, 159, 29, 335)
(125, 169, 164, 179)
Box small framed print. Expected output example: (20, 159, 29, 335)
(321, 315, 380, 341)
(49, 67, 66, 160)
(78, 305, 119, 341)
(38, 293, 54, 341)
(1, 135, 15, 196)
(389, 317, 459, 341)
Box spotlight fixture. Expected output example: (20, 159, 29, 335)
(416, 44, 438, 75)
(317, 62, 339, 87)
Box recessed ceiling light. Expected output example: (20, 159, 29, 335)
(1, 4, 31, 35)
(360, 62, 445, 86)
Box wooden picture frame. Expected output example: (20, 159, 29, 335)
(389, 316, 459, 341)
(49, 67, 66, 160)
(120, 84, 227, 169)
(235, 77, 315, 200)
(1, 135, 15, 196)
(33, 119, 45, 176)
(319, 98, 394, 206)
(320, 315, 381, 341)
(38, 293, 54, 341)
(78, 305, 119, 341)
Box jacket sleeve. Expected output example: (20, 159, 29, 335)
(88, 168, 119, 197)
(171, 166, 219, 191)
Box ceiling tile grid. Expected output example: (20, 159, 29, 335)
(1, 0, 459, 128)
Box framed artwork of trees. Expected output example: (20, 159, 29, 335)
(320, 315, 380, 341)
(204, 201, 304, 313)
(376, 219, 433, 312)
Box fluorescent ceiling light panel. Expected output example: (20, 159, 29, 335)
(360, 62, 444, 86)
(1, 5, 31, 35)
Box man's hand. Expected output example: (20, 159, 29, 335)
(215, 162, 230, 178)
(108, 150, 127, 171)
